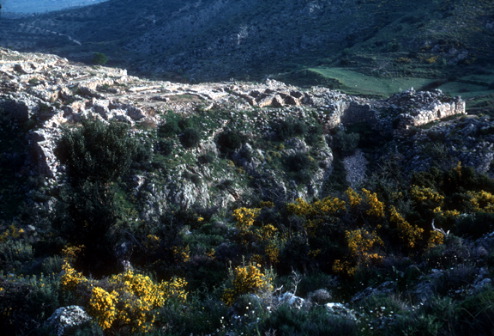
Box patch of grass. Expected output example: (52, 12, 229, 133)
(306, 67, 433, 97)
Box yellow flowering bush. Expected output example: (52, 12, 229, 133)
(172, 245, 191, 263)
(260, 201, 275, 208)
(345, 187, 362, 207)
(60, 261, 87, 289)
(60, 254, 188, 333)
(223, 263, 273, 306)
(468, 190, 494, 213)
(287, 198, 312, 216)
(286, 196, 346, 238)
(88, 287, 119, 330)
(410, 185, 445, 205)
(427, 230, 445, 249)
(332, 259, 357, 277)
(389, 206, 424, 248)
(312, 196, 347, 214)
(233, 207, 261, 231)
(433, 207, 461, 218)
(60, 245, 87, 289)
(362, 189, 385, 217)
(334, 229, 384, 277)
(287, 197, 346, 217)
(258, 224, 278, 241)
(345, 229, 383, 259)
(107, 271, 187, 332)
(99, 270, 188, 332)
(265, 242, 280, 264)
(0, 225, 25, 242)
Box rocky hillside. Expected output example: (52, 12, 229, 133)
(0, 0, 493, 97)
(1, 48, 494, 336)
(1, 47, 485, 215)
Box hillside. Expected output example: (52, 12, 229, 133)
(0, 0, 493, 109)
(0, 47, 493, 335)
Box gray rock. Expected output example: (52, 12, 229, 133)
(276, 292, 306, 309)
(324, 302, 357, 321)
(45, 306, 91, 336)
(308, 288, 332, 304)
(0, 92, 44, 121)
(351, 281, 397, 303)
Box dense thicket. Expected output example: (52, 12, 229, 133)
(0, 118, 493, 335)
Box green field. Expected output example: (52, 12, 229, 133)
(307, 67, 433, 97)
(278, 66, 494, 115)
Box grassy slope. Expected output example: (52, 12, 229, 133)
(274, 0, 494, 112)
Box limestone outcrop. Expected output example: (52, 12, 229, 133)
(0, 47, 468, 187)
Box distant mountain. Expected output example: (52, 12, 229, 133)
(0, 0, 493, 103)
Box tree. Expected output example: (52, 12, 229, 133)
(92, 52, 108, 65)
(55, 118, 139, 276)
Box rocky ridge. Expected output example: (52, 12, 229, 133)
(1, 0, 492, 89)
(0, 48, 480, 214)
(0, 49, 466, 173)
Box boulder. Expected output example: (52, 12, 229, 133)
(324, 302, 357, 321)
(276, 292, 306, 309)
(45, 306, 91, 336)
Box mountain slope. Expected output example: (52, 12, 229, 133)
(0, 48, 493, 335)
(0, 0, 493, 101)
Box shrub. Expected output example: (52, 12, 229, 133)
(179, 128, 201, 148)
(61, 257, 188, 333)
(223, 263, 273, 306)
(284, 152, 317, 184)
(262, 305, 358, 336)
(158, 120, 180, 138)
(305, 125, 324, 146)
(271, 118, 307, 141)
(332, 129, 360, 156)
(154, 294, 227, 335)
(56, 118, 137, 185)
(198, 152, 215, 164)
(92, 52, 108, 65)
(0, 273, 61, 335)
(454, 212, 494, 238)
(456, 287, 494, 335)
(55, 119, 140, 276)
(433, 264, 477, 296)
(285, 153, 311, 172)
(156, 139, 174, 156)
(216, 129, 245, 156)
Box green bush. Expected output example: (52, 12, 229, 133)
(454, 212, 494, 239)
(92, 52, 108, 65)
(456, 287, 494, 335)
(158, 120, 181, 138)
(332, 129, 360, 156)
(284, 152, 317, 184)
(216, 129, 245, 156)
(180, 128, 201, 148)
(156, 139, 174, 156)
(0, 274, 61, 335)
(154, 294, 228, 335)
(271, 118, 307, 141)
(262, 305, 357, 336)
(56, 118, 138, 186)
(55, 119, 140, 276)
(305, 125, 324, 146)
(198, 152, 215, 164)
